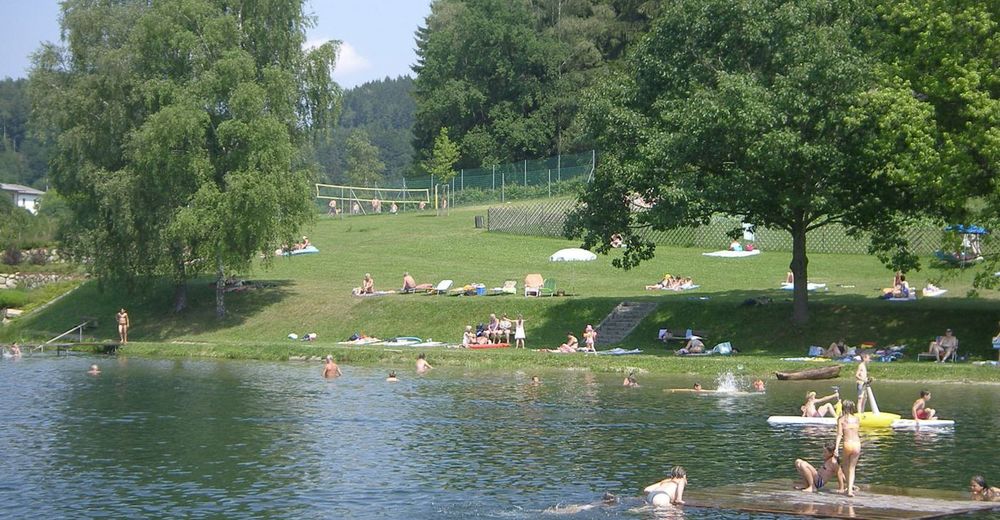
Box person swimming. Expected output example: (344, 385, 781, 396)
(644, 466, 687, 507)
(386, 371, 398, 382)
(87, 364, 101, 375)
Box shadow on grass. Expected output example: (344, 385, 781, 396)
(626, 288, 1000, 358)
(7, 278, 294, 343)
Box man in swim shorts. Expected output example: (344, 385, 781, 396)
(911, 390, 937, 420)
(794, 444, 843, 493)
(322, 355, 342, 378)
(855, 353, 872, 412)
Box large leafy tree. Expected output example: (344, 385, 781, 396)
(568, 0, 943, 324)
(30, 0, 341, 316)
(876, 0, 999, 287)
(343, 130, 385, 187)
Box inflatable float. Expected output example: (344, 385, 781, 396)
(889, 419, 955, 429)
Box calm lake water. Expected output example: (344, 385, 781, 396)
(1, 355, 998, 519)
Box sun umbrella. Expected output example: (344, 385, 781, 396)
(549, 248, 597, 295)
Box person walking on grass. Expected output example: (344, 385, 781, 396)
(116, 308, 130, 344)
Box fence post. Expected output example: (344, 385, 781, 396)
(501, 171, 505, 203)
(524, 159, 527, 186)
(557, 153, 561, 182)
(460, 169, 464, 192)
(548, 169, 551, 197)
(492, 165, 495, 193)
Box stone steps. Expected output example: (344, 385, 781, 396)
(595, 301, 658, 345)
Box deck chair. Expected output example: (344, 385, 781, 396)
(428, 279, 453, 295)
(524, 274, 543, 297)
(539, 278, 557, 297)
(492, 280, 516, 295)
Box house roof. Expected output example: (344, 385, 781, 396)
(0, 183, 45, 196)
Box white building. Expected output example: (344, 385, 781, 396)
(1, 183, 45, 215)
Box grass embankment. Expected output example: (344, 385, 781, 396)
(7, 203, 1000, 380)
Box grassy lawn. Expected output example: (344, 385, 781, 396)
(6, 203, 1000, 377)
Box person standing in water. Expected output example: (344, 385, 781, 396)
(644, 466, 687, 507)
(116, 308, 130, 344)
(855, 353, 872, 413)
(322, 355, 342, 378)
(386, 371, 398, 382)
(87, 364, 101, 376)
(835, 400, 862, 497)
(416, 353, 433, 374)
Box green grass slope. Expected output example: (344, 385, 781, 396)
(6, 205, 1000, 358)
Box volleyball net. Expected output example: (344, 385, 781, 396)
(315, 184, 431, 215)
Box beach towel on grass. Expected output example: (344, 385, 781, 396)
(596, 348, 643, 356)
(780, 282, 827, 291)
(922, 287, 947, 297)
(702, 250, 761, 258)
(284, 245, 319, 256)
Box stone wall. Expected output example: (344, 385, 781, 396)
(0, 272, 81, 290)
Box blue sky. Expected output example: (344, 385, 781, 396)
(0, 0, 432, 88)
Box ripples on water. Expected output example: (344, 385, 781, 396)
(1, 355, 998, 519)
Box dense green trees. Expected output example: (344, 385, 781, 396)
(568, 0, 943, 323)
(315, 76, 415, 185)
(412, 0, 659, 169)
(0, 78, 51, 188)
(30, 0, 340, 317)
(344, 130, 386, 187)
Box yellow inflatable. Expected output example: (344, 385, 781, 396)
(857, 411, 901, 428)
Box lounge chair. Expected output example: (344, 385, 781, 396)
(539, 278, 557, 297)
(428, 279, 453, 295)
(491, 280, 516, 295)
(524, 274, 543, 297)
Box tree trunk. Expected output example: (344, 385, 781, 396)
(790, 220, 809, 324)
(215, 251, 225, 319)
(172, 281, 187, 313)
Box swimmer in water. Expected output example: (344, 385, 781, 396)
(416, 353, 433, 373)
(623, 373, 640, 387)
(753, 379, 765, 392)
(87, 364, 101, 375)
(693, 383, 702, 391)
(970, 475, 1000, 501)
(386, 371, 398, 382)
(531, 375, 540, 386)
(644, 466, 687, 507)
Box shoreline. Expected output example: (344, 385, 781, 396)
(66, 341, 1000, 384)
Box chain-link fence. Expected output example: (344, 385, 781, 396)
(488, 200, 965, 255)
(403, 151, 594, 208)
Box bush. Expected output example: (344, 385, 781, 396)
(2, 245, 22, 266)
(0, 290, 30, 309)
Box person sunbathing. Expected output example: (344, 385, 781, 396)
(893, 275, 912, 298)
(485, 314, 501, 342)
(610, 233, 624, 248)
(646, 274, 673, 290)
(541, 333, 579, 353)
(676, 336, 705, 355)
(825, 339, 846, 358)
(462, 325, 475, 347)
(928, 329, 959, 362)
(801, 391, 839, 417)
(402, 272, 417, 293)
(498, 314, 513, 343)
(361, 273, 375, 294)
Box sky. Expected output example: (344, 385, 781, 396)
(0, 0, 432, 89)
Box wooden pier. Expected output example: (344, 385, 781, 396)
(683, 479, 1000, 519)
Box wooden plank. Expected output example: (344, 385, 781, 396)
(683, 479, 1000, 520)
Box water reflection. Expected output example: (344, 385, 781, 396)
(0, 357, 998, 519)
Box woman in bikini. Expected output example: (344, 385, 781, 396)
(970, 476, 1000, 501)
(835, 400, 862, 497)
(801, 390, 839, 417)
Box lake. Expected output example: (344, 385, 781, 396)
(1, 355, 998, 518)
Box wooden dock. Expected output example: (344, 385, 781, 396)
(683, 479, 1000, 519)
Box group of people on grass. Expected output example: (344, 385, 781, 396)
(462, 313, 526, 347)
(818, 328, 960, 363)
(645, 273, 695, 291)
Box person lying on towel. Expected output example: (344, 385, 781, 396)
(676, 337, 705, 355)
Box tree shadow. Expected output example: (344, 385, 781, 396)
(9, 278, 294, 343)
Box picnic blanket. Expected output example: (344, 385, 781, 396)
(650, 284, 700, 291)
(596, 348, 643, 356)
(780, 282, 827, 291)
(337, 337, 382, 345)
(284, 245, 319, 256)
(702, 250, 761, 258)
